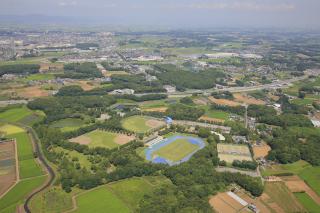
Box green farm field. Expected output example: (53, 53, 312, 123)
(299, 167, 320, 196)
(50, 118, 87, 132)
(122, 115, 164, 133)
(294, 192, 320, 213)
(25, 73, 55, 81)
(152, 138, 199, 162)
(0, 176, 46, 213)
(71, 176, 170, 213)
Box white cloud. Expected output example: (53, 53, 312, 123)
(163, 1, 295, 12)
(58, 0, 77, 7)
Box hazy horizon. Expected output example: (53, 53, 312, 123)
(1, 0, 320, 29)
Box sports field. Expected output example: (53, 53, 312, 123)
(152, 139, 199, 162)
(145, 135, 206, 165)
(217, 143, 252, 163)
(122, 115, 165, 133)
(50, 118, 87, 132)
(71, 176, 170, 213)
(69, 130, 135, 149)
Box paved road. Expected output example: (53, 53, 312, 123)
(134, 75, 309, 97)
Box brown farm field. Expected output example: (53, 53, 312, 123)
(0, 140, 18, 197)
(199, 116, 224, 123)
(208, 97, 241, 107)
(281, 175, 320, 205)
(13, 86, 50, 98)
(209, 192, 249, 213)
(233, 93, 265, 105)
(264, 182, 306, 213)
(142, 107, 168, 113)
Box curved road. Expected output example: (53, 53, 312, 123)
(21, 125, 55, 213)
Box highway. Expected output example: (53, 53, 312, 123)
(134, 75, 309, 97)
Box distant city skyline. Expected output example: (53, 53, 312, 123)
(1, 0, 319, 29)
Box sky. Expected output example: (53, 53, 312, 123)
(0, 0, 319, 29)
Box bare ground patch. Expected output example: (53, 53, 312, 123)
(16, 86, 49, 98)
(142, 107, 168, 113)
(252, 143, 271, 159)
(209, 192, 246, 213)
(69, 135, 92, 145)
(146, 119, 165, 129)
(199, 116, 224, 123)
(114, 134, 135, 145)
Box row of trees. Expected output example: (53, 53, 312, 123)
(0, 64, 39, 76)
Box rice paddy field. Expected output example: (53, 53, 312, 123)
(121, 115, 165, 133)
(69, 130, 135, 149)
(0, 176, 46, 213)
(71, 176, 170, 213)
(0, 124, 46, 213)
(50, 118, 87, 132)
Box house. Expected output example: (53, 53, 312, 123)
(163, 85, 176, 93)
(232, 136, 248, 144)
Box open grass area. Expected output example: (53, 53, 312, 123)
(217, 143, 252, 163)
(152, 138, 199, 162)
(71, 176, 170, 213)
(264, 182, 305, 213)
(25, 73, 55, 81)
(50, 118, 87, 132)
(204, 109, 229, 120)
(0, 176, 46, 213)
(294, 192, 320, 213)
(291, 98, 316, 106)
(30, 187, 74, 213)
(122, 115, 164, 133)
(72, 187, 130, 213)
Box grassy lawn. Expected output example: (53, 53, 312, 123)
(8, 131, 43, 179)
(121, 116, 151, 133)
(25, 73, 55, 81)
(85, 130, 119, 149)
(50, 118, 87, 132)
(30, 187, 74, 213)
(53, 147, 91, 168)
(264, 182, 305, 213)
(152, 138, 199, 162)
(204, 109, 229, 120)
(294, 192, 320, 213)
(291, 98, 315, 106)
(139, 100, 169, 109)
(72, 187, 130, 213)
(261, 160, 312, 176)
(72, 176, 170, 213)
(0, 176, 46, 213)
